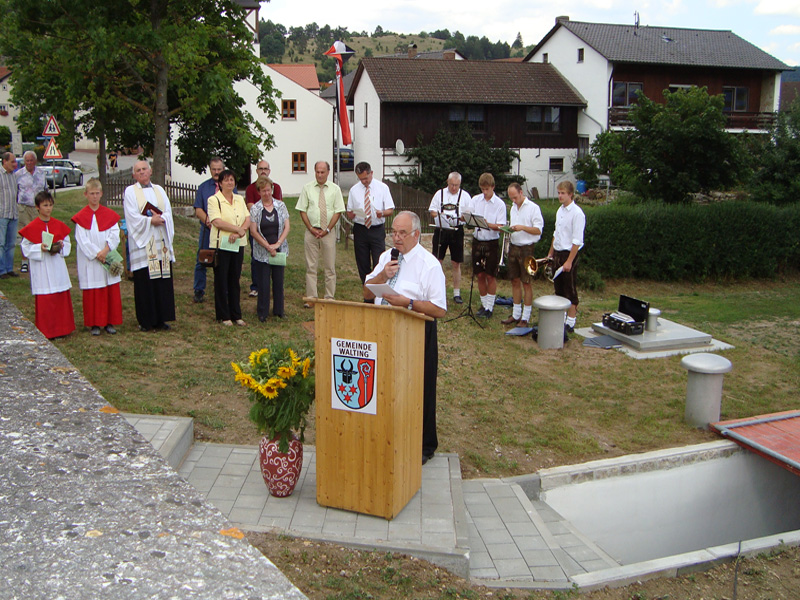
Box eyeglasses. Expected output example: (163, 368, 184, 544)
(390, 229, 416, 238)
(256, 167, 270, 172)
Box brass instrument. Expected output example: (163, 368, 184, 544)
(499, 230, 510, 267)
(524, 256, 555, 281)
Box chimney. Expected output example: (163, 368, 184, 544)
(408, 43, 418, 59)
(556, 15, 569, 25)
(443, 50, 456, 60)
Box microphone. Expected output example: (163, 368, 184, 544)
(391, 248, 399, 261)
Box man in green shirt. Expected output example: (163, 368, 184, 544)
(296, 161, 345, 303)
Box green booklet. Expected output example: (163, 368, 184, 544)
(218, 234, 242, 252)
(101, 249, 124, 275)
(269, 251, 287, 266)
(41, 231, 54, 251)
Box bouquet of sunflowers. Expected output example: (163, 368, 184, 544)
(232, 342, 315, 452)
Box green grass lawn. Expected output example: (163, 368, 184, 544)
(2, 189, 798, 477)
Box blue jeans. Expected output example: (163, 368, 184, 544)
(193, 224, 211, 294)
(0, 217, 18, 276)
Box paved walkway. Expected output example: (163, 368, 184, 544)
(128, 415, 621, 588)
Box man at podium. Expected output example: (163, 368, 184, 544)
(364, 211, 446, 465)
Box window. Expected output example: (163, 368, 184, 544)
(526, 106, 560, 132)
(612, 82, 643, 107)
(549, 157, 564, 172)
(578, 136, 589, 159)
(0, 104, 7, 112)
(292, 152, 307, 173)
(281, 99, 296, 119)
(542, 53, 548, 63)
(667, 84, 693, 94)
(363, 102, 368, 127)
(449, 104, 485, 131)
(723, 86, 748, 112)
(348, 108, 354, 123)
(577, 48, 585, 63)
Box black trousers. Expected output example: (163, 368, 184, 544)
(213, 248, 244, 321)
(423, 319, 438, 458)
(353, 223, 386, 282)
(253, 260, 285, 318)
(132, 266, 176, 330)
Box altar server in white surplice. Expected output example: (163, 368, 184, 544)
(72, 178, 123, 336)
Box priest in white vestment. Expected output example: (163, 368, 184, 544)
(123, 160, 176, 332)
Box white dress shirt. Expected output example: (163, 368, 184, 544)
(468, 193, 507, 241)
(553, 201, 586, 251)
(367, 242, 447, 311)
(510, 198, 544, 246)
(347, 178, 395, 226)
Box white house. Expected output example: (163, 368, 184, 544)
(525, 16, 789, 144)
(169, 2, 333, 195)
(0, 66, 21, 146)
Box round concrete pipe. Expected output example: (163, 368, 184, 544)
(681, 353, 733, 428)
(533, 295, 572, 349)
(646, 308, 661, 332)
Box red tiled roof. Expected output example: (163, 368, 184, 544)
(0, 66, 11, 81)
(349, 58, 585, 106)
(267, 64, 320, 91)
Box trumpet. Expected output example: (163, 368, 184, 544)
(524, 256, 555, 281)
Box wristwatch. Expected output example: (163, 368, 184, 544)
(325, 227, 330, 233)
(408, 299, 414, 311)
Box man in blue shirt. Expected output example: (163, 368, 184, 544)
(192, 156, 224, 303)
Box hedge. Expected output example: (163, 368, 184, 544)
(528, 201, 800, 281)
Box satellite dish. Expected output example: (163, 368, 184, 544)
(395, 139, 405, 156)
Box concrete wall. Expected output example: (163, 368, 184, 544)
(542, 446, 800, 564)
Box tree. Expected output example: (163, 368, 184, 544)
(748, 98, 800, 204)
(0, 125, 11, 147)
(512, 32, 523, 49)
(592, 87, 746, 202)
(395, 124, 524, 195)
(0, 0, 280, 185)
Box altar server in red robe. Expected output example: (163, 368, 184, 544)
(71, 178, 123, 335)
(19, 190, 75, 339)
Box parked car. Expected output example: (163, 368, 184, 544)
(337, 147, 354, 171)
(41, 159, 83, 188)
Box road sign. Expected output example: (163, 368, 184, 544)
(42, 116, 61, 137)
(43, 138, 63, 159)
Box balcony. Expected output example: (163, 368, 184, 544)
(609, 107, 777, 131)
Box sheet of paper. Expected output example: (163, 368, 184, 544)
(433, 215, 455, 229)
(366, 283, 397, 298)
(40, 231, 54, 251)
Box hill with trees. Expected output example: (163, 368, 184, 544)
(258, 21, 531, 84)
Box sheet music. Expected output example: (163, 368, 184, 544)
(433, 214, 457, 230)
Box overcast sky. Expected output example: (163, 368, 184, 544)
(262, 0, 800, 66)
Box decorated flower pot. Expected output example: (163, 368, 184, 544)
(259, 435, 303, 497)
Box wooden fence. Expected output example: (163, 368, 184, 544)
(104, 170, 198, 208)
(384, 180, 434, 233)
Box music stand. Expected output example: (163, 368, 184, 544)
(444, 213, 492, 328)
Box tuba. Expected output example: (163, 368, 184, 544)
(524, 256, 555, 281)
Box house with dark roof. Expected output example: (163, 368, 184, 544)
(525, 16, 789, 141)
(346, 57, 586, 195)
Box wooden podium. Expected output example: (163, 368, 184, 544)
(309, 298, 432, 519)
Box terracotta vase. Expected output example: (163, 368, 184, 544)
(259, 434, 303, 497)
